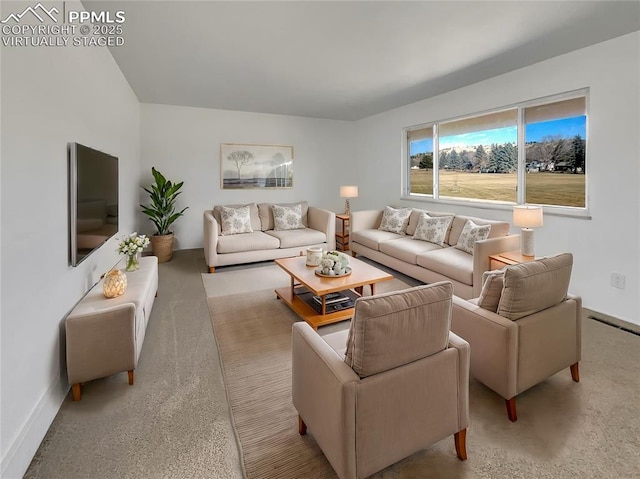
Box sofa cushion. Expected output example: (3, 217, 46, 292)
(455, 220, 491, 254)
(344, 282, 453, 378)
(497, 253, 573, 321)
(266, 228, 326, 249)
(477, 270, 504, 313)
(214, 203, 261, 235)
(220, 204, 254, 235)
(378, 206, 412, 234)
(351, 229, 404, 251)
(258, 201, 308, 231)
(417, 247, 474, 286)
(448, 215, 510, 245)
(379, 236, 442, 265)
(272, 203, 305, 231)
(413, 213, 454, 246)
(216, 231, 280, 254)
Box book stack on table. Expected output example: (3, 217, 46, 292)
(295, 288, 357, 314)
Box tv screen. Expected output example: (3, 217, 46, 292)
(68, 142, 119, 266)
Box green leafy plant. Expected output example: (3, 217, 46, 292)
(140, 167, 188, 236)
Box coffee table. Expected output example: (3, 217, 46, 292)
(274, 255, 393, 330)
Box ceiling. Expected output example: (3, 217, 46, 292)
(86, 1, 640, 121)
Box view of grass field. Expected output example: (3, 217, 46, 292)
(410, 170, 585, 207)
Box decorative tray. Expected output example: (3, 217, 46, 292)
(315, 267, 352, 278)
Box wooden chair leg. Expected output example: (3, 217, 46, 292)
(454, 428, 467, 461)
(72, 383, 81, 401)
(298, 415, 307, 436)
(128, 370, 134, 385)
(209, 267, 216, 273)
(570, 362, 580, 382)
(506, 397, 517, 422)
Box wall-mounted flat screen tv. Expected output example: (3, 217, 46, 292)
(68, 142, 119, 266)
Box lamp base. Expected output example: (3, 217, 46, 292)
(344, 198, 351, 216)
(520, 228, 535, 257)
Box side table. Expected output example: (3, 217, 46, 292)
(489, 251, 536, 270)
(336, 214, 350, 252)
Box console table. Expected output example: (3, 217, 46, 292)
(65, 256, 158, 400)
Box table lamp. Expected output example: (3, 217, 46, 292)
(340, 185, 358, 216)
(513, 205, 543, 257)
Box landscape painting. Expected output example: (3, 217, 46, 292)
(221, 144, 294, 189)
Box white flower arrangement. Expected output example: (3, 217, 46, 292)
(318, 251, 350, 276)
(117, 232, 150, 256)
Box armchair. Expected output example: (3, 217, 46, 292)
(291, 282, 469, 479)
(451, 253, 581, 421)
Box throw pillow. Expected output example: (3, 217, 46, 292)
(273, 203, 305, 231)
(455, 220, 491, 254)
(477, 270, 504, 313)
(497, 253, 573, 321)
(413, 213, 454, 246)
(378, 206, 412, 234)
(220, 205, 253, 235)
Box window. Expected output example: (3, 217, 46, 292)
(439, 110, 517, 202)
(408, 126, 433, 195)
(524, 97, 586, 207)
(404, 91, 588, 211)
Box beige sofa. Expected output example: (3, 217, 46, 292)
(292, 282, 469, 479)
(204, 201, 335, 272)
(350, 208, 519, 299)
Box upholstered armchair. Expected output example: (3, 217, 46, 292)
(451, 253, 581, 422)
(291, 282, 470, 479)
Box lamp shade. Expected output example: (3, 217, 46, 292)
(340, 185, 359, 198)
(513, 205, 543, 228)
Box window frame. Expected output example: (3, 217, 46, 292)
(402, 88, 590, 219)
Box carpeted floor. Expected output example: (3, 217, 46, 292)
(24, 250, 243, 479)
(23, 249, 640, 479)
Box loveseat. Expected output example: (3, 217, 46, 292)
(204, 201, 335, 272)
(350, 207, 519, 299)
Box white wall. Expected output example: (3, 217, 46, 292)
(354, 32, 640, 324)
(0, 4, 140, 477)
(140, 103, 357, 249)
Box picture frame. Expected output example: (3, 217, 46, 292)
(220, 143, 294, 189)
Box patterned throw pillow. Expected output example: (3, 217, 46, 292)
(378, 206, 412, 234)
(413, 213, 454, 246)
(220, 205, 253, 235)
(477, 270, 504, 313)
(455, 220, 491, 254)
(273, 203, 305, 231)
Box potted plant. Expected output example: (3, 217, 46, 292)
(140, 167, 188, 263)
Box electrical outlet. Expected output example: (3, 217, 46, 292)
(610, 273, 626, 290)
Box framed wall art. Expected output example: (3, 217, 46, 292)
(220, 143, 294, 189)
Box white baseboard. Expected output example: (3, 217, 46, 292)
(1, 374, 68, 479)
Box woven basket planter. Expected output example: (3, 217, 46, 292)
(151, 233, 174, 263)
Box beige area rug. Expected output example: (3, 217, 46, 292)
(204, 264, 640, 479)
